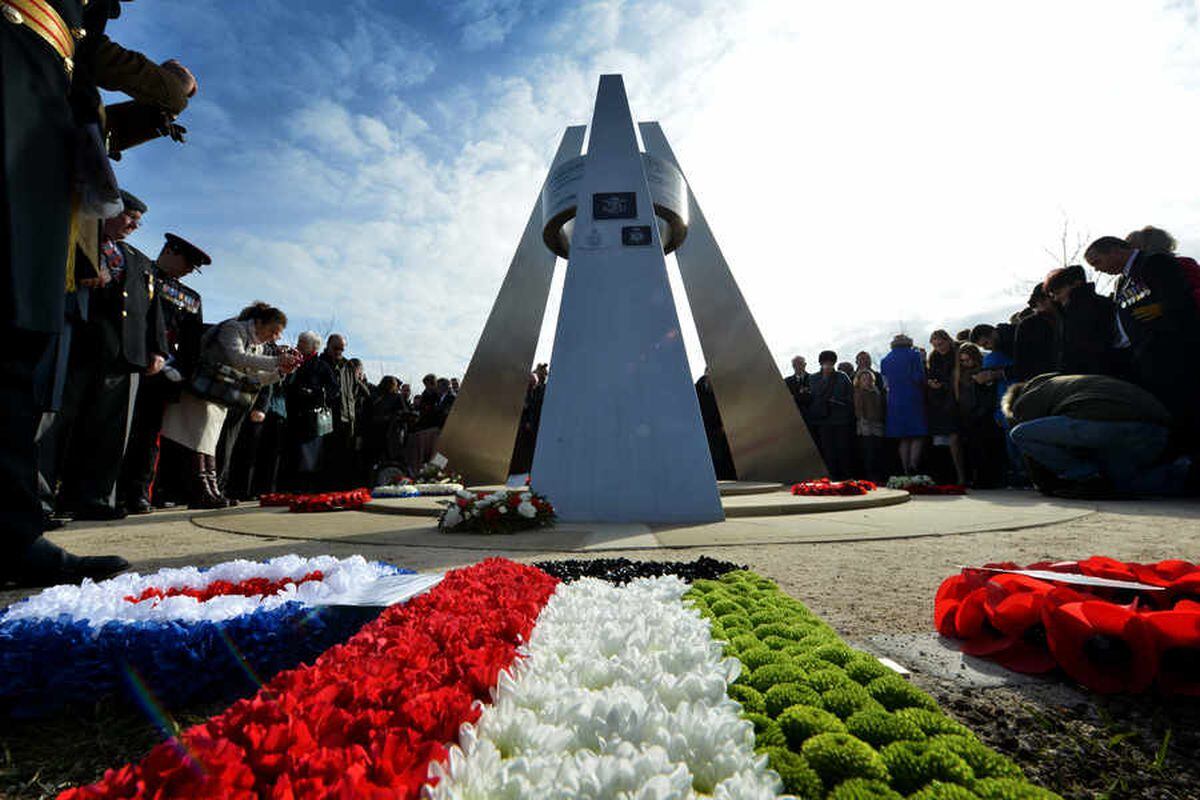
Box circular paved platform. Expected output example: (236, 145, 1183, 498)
(361, 487, 909, 519)
(467, 480, 785, 497)
(186, 491, 1096, 553)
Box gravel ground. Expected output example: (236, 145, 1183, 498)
(2, 498, 1199, 798)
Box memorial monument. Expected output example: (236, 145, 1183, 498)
(436, 74, 825, 522)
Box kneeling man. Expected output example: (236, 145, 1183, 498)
(1003, 373, 1190, 497)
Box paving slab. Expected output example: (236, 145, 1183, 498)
(863, 632, 1090, 707)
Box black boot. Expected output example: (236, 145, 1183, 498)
(1, 537, 129, 589)
(204, 454, 235, 507)
(189, 452, 226, 509)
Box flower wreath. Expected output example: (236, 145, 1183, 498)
(886, 474, 967, 494)
(260, 488, 372, 512)
(439, 488, 555, 534)
(0, 556, 431, 718)
(790, 477, 877, 496)
(372, 482, 465, 498)
(935, 557, 1200, 694)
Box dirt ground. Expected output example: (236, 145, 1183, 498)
(3, 496, 1199, 798)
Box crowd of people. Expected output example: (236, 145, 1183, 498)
(777, 226, 1200, 499)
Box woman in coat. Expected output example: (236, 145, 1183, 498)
(285, 331, 341, 491)
(161, 303, 297, 507)
(926, 329, 966, 486)
(880, 334, 928, 475)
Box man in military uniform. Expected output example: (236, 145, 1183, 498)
(1087, 236, 1200, 449)
(48, 190, 168, 519)
(120, 232, 208, 513)
(1, 0, 130, 585)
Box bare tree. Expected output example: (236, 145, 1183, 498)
(1043, 213, 1088, 268)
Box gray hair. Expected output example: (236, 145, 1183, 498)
(297, 330, 321, 350)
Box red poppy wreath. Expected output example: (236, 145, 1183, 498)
(935, 557, 1200, 695)
(790, 477, 877, 496)
(259, 488, 372, 512)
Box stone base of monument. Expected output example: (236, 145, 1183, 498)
(360, 485, 910, 520)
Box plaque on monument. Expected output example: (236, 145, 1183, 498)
(622, 225, 653, 246)
(592, 191, 638, 220)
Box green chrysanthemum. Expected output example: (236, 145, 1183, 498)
(845, 654, 893, 685)
(880, 740, 975, 795)
(931, 735, 1024, 781)
(866, 674, 940, 712)
(778, 705, 847, 748)
(753, 621, 806, 641)
(743, 711, 774, 735)
(893, 708, 975, 738)
(762, 747, 824, 799)
(808, 667, 856, 693)
(812, 643, 857, 666)
(728, 683, 766, 714)
(709, 599, 742, 617)
(741, 646, 789, 671)
(845, 709, 928, 748)
(756, 720, 787, 750)
(907, 780, 982, 799)
(972, 777, 1063, 799)
(801, 732, 890, 787)
(826, 777, 905, 799)
(822, 683, 885, 719)
(764, 682, 823, 717)
(730, 633, 764, 653)
(749, 662, 808, 693)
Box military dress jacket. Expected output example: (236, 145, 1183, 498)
(0, 0, 82, 332)
(154, 267, 204, 376)
(85, 241, 166, 370)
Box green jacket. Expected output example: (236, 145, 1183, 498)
(1010, 373, 1172, 427)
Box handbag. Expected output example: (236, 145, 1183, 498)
(189, 361, 261, 410)
(307, 406, 334, 438)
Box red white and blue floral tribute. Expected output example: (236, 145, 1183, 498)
(0, 557, 1061, 799)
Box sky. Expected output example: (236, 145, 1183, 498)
(105, 0, 1200, 380)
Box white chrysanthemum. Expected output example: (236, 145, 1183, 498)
(424, 576, 786, 799)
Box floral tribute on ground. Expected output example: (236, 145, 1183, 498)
(55, 558, 1062, 799)
(791, 479, 877, 497)
(0, 556, 416, 718)
(886, 475, 968, 495)
(58, 559, 558, 800)
(935, 558, 1200, 695)
(438, 488, 555, 534)
(372, 482, 465, 498)
(259, 488, 372, 512)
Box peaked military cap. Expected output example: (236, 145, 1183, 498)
(120, 189, 148, 214)
(164, 233, 211, 268)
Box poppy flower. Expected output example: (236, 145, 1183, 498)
(1129, 559, 1198, 588)
(974, 574, 1057, 673)
(933, 571, 987, 638)
(1143, 609, 1200, 696)
(1042, 596, 1157, 693)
